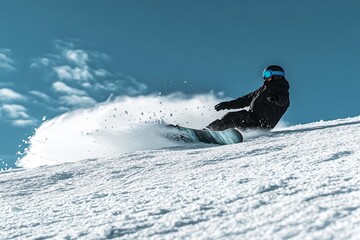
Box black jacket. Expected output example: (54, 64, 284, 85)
(226, 78, 290, 129)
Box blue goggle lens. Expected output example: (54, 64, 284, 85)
(263, 70, 285, 79)
(263, 70, 272, 79)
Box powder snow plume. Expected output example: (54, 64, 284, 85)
(17, 93, 226, 168)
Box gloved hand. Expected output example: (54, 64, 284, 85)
(215, 101, 231, 111)
(267, 96, 279, 104)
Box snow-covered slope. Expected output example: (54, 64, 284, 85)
(1, 116, 360, 239)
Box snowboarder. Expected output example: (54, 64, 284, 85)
(207, 65, 290, 131)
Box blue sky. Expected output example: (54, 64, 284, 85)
(1, 0, 360, 165)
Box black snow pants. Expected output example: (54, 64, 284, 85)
(207, 110, 263, 131)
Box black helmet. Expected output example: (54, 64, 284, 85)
(263, 65, 285, 80)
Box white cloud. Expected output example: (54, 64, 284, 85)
(101, 80, 121, 92)
(53, 39, 75, 50)
(0, 104, 37, 127)
(57, 106, 71, 112)
(81, 82, 92, 89)
(52, 81, 87, 96)
(30, 57, 52, 68)
(29, 90, 52, 102)
(0, 49, 15, 71)
(59, 95, 97, 108)
(126, 78, 148, 95)
(30, 40, 148, 113)
(0, 82, 14, 88)
(94, 69, 111, 77)
(12, 119, 37, 127)
(0, 104, 29, 119)
(53, 66, 94, 81)
(0, 88, 26, 102)
(65, 50, 89, 66)
(48, 41, 111, 83)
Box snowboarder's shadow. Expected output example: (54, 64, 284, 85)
(269, 119, 360, 137)
(161, 143, 218, 151)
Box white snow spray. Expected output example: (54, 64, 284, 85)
(18, 93, 227, 168)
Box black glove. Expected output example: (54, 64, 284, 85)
(267, 96, 279, 104)
(215, 101, 231, 111)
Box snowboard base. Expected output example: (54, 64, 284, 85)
(166, 125, 243, 145)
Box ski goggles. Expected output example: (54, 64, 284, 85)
(263, 69, 285, 80)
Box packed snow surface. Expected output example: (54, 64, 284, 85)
(1, 96, 360, 239)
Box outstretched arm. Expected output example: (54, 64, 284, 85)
(215, 89, 258, 111)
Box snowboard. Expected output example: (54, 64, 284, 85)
(165, 124, 243, 145)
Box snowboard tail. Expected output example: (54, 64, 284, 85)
(166, 125, 243, 145)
